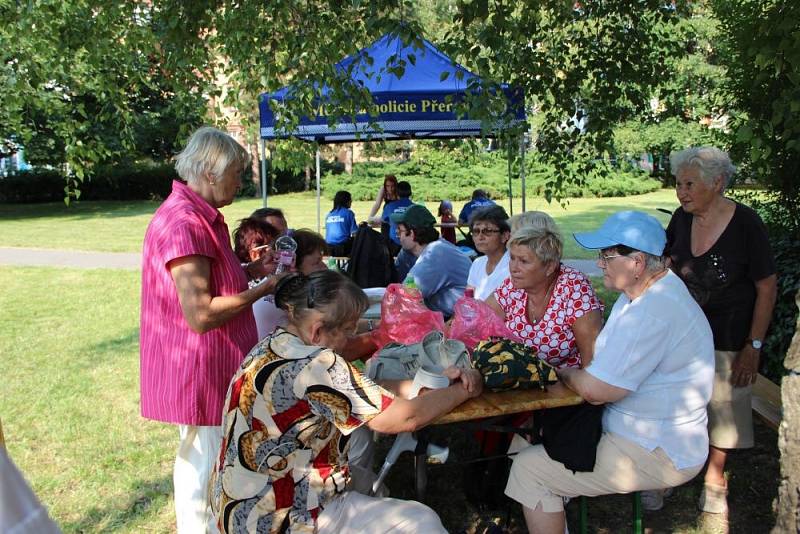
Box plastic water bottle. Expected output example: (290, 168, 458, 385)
(403, 274, 417, 290)
(326, 257, 338, 272)
(274, 235, 297, 274)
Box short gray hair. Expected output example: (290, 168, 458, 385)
(612, 245, 667, 274)
(174, 126, 250, 184)
(509, 226, 563, 266)
(509, 210, 559, 234)
(670, 146, 736, 188)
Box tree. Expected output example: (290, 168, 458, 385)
(0, 0, 204, 200)
(432, 1, 691, 199)
(712, 0, 800, 235)
(611, 3, 724, 184)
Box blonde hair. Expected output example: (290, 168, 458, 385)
(174, 126, 251, 184)
(509, 210, 559, 234)
(508, 226, 563, 266)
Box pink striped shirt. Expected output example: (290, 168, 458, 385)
(140, 180, 257, 426)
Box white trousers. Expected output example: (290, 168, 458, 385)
(174, 425, 222, 534)
(317, 491, 447, 533)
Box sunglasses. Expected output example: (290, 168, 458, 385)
(472, 228, 501, 236)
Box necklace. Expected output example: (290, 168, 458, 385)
(527, 273, 558, 323)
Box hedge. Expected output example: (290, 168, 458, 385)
(0, 164, 177, 203)
(0, 150, 660, 204)
(322, 151, 662, 201)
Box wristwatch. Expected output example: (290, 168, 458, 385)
(748, 338, 763, 350)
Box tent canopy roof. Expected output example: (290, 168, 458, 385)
(259, 33, 525, 143)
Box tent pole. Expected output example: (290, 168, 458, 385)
(520, 133, 527, 212)
(507, 141, 514, 216)
(316, 148, 321, 234)
(260, 139, 268, 207)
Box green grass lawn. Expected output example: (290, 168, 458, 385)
(0, 267, 176, 533)
(0, 189, 679, 258)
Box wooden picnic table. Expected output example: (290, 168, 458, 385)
(434, 382, 583, 425)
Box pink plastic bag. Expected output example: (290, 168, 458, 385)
(447, 295, 519, 353)
(371, 283, 445, 347)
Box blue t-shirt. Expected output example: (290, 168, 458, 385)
(324, 207, 357, 245)
(381, 197, 414, 244)
(408, 239, 471, 319)
(458, 198, 496, 224)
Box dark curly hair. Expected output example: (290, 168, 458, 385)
(274, 270, 368, 331)
(232, 217, 279, 263)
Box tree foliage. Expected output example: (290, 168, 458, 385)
(436, 1, 689, 198)
(0, 0, 204, 201)
(712, 0, 800, 234)
(611, 4, 724, 183)
(4, 0, 797, 209)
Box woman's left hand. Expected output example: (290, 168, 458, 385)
(731, 345, 760, 387)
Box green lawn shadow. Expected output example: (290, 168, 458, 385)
(59, 475, 173, 533)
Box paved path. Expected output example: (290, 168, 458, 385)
(0, 247, 602, 276)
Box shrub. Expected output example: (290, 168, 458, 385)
(0, 164, 178, 203)
(731, 190, 800, 382)
(0, 169, 66, 203)
(81, 163, 176, 201)
(321, 149, 661, 201)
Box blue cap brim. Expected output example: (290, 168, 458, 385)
(572, 231, 617, 251)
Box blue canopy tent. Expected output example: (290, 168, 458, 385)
(258, 33, 528, 231)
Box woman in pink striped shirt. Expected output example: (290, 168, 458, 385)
(140, 127, 279, 534)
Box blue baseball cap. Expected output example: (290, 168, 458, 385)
(573, 211, 666, 256)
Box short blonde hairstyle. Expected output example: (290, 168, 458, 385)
(508, 226, 563, 266)
(670, 146, 736, 188)
(509, 210, 559, 234)
(174, 126, 250, 184)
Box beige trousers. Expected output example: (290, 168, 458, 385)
(505, 432, 703, 513)
(317, 491, 447, 533)
(174, 425, 222, 534)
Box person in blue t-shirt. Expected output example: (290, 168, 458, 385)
(390, 204, 471, 319)
(381, 181, 414, 256)
(458, 189, 496, 225)
(324, 190, 358, 256)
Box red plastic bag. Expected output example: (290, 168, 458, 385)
(447, 295, 519, 353)
(371, 283, 445, 347)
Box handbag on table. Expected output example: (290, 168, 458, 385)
(471, 337, 555, 392)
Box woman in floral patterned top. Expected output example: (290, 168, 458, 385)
(486, 226, 604, 369)
(211, 270, 483, 533)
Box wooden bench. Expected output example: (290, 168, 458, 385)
(752, 373, 782, 430)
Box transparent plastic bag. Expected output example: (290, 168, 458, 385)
(371, 283, 445, 347)
(447, 294, 519, 353)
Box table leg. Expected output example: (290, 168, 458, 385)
(415, 452, 428, 501)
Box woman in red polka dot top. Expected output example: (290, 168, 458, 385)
(486, 225, 604, 368)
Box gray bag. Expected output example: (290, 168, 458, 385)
(367, 330, 470, 381)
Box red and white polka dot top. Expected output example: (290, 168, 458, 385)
(494, 264, 603, 369)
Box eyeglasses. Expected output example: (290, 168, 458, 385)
(472, 228, 501, 236)
(597, 251, 626, 264)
